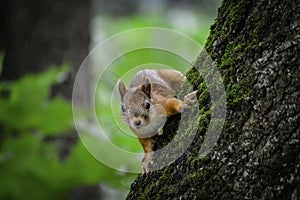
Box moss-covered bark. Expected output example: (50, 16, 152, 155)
(127, 0, 299, 199)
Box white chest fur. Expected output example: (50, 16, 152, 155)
(133, 104, 167, 138)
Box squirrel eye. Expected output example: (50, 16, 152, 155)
(121, 104, 126, 112)
(145, 101, 150, 110)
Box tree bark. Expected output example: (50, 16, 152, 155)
(127, 0, 300, 199)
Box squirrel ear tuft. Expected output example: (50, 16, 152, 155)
(141, 77, 151, 98)
(118, 80, 127, 100)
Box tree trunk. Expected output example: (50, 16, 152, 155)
(127, 0, 300, 199)
(1, 0, 91, 100)
(0, 1, 98, 198)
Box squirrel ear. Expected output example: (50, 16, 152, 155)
(118, 80, 127, 100)
(141, 77, 151, 98)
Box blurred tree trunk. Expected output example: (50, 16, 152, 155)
(0, 0, 91, 150)
(0, 0, 101, 199)
(127, 0, 299, 199)
(1, 0, 91, 100)
(0, 0, 91, 158)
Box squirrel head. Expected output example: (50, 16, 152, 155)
(118, 78, 153, 130)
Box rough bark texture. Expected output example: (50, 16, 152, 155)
(127, 0, 300, 199)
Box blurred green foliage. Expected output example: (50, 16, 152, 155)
(0, 67, 71, 135)
(92, 12, 213, 46)
(0, 67, 134, 200)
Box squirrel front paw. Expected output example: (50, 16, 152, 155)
(181, 90, 198, 111)
(142, 153, 154, 174)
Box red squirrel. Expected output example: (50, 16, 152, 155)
(118, 69, 197, 173)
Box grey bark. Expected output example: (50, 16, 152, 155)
(127, 0, 300, 199)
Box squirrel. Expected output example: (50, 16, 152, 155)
(118, 69, 197, 173)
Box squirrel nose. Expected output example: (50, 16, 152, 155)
(134, 120, 141, 127)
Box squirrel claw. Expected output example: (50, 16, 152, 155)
(142, 157, 154, 174)
(181, 91, 198, 111)
(158, 127, 163, 135)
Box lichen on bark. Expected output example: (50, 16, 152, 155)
(127, 0, 300, 199)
